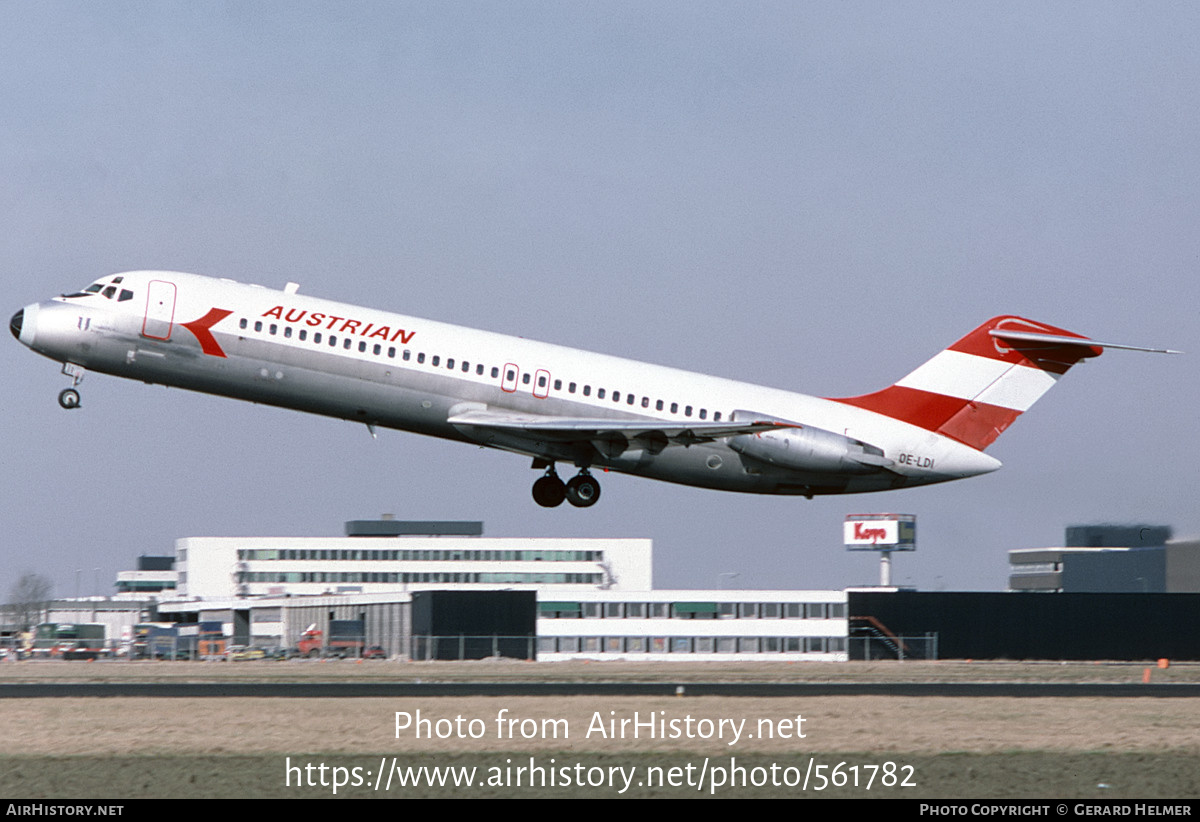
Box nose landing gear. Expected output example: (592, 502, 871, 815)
(57, 363, 86, 410)
(531, 465, 602, 508)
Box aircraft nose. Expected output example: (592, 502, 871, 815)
(9, 309, 22, 340)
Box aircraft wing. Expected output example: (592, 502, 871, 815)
(447, 408, 796, 455)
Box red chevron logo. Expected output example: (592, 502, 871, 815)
(181, 308, 233, 357)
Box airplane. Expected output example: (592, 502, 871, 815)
(10, 270, 1178, 508)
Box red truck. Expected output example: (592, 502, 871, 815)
(295, 621, 367, 658)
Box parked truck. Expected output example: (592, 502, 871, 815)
(296, 620, 365, 658)
(132, 623, 179, 659)
(32, 623, 107, 659)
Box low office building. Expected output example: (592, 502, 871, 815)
(156, 587, 849, 661)
(1009, 524, 1200, 593)
(536, 589, 847, 661)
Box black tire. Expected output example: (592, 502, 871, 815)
(58, 388, 81, 409)
(532, 475, 567, 507)
(565, 474, 601, 508)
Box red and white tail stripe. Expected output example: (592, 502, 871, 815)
(831, 316, 1105, 451)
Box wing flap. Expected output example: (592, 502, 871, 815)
(447, 408, 796, 447)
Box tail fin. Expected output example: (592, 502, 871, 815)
(832, 316, 1131, 451)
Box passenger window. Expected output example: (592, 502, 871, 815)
(583, 385, 591, 396)
(628, 395, 635, 405)
(284, 327, 292, 338)
(462, 362, 470, 372)
(418, 353, 425, 363)
(239, 318, 248, 330)
(373, 344, 381, 355)
(447, 358, 455, 369)
(670, 402, 678, 413)
(299, 330, 307, 341)
(254, 321, 263, 332)
(656, 400, 663, 411)
(476, 364, 484, 375)
(522, 373, 530, 384)
(569, 382, 576, 393)
(403, 350, 411, 361)
(269, 324, 277, 335)
(344, 338, 352, 349)
(554, 379, 562, 390)
(358, 341, 366, 352)
(329, 335, 337, 346)
(388, 347, 395, 358)
(612, 391, 620, 402)
(714, 411, 721, 421)
(597, 388, 605, 399)
(538, 375, 547, 388)
(432, 355, 440, 366)
(699, 409, 707, 419)
(685, 406, 692, 416)
(315, 332, 322, 343)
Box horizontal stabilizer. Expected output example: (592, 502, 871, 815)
(989, 329, 1182, 355)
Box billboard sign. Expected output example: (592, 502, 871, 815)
(844, 514, 916, 551)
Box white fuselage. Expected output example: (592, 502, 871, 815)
(12, 271, 1000, 498)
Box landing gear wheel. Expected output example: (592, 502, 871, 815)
(565, 473, 601, 508)
(532, 474, 567, 508)
(58, 388, 81, 409)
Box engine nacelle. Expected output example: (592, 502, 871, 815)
(728, 412, 892, 475)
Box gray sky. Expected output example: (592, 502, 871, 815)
(3, 2, 1197, 598)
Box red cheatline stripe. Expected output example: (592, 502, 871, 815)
(181, 308, 233, 358)
(837, 386, 970, 431)
(834, 386, 1021, 451)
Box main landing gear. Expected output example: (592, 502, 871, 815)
(532, 465, 602, 508)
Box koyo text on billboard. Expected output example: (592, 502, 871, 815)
(843, 514, 916, 551)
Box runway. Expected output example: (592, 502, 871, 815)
(4, 681, 1200, 698)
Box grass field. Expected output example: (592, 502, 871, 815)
(2, 659, 1197, 799)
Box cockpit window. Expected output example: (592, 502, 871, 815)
(62, 279, 127, 300)
(62, 282, 101, 298)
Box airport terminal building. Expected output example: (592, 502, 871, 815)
(177, 519, 651, 599)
